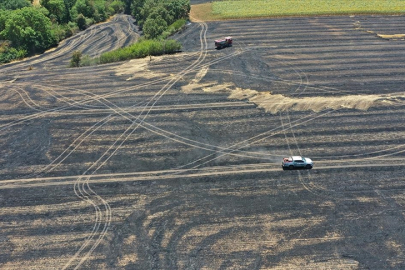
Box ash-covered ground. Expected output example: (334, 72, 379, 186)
(1, 12, 405, 269)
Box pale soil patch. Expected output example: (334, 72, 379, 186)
(116, 53, 195, 80)
(193, 66, 209, 83)
(181, 66, 234, 93)
(181, 64, 405, 113)
(354, 21, 405, 40)
(181, 81, 233, 93)
(357, 196, 377, 203)
(247, 91, 381, 113)
(230, 87, 405, 113)
(384, 240, 404, 267)
(115, 58, 167, 80)
(190, 3, 222, 22)
(118, 254, 138, 267)
(187, 79, 405, 113)
(377, 33, 405, 40)
(203, 83, 232, 93)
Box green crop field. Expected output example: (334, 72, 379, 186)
(211, 0, 405, 19)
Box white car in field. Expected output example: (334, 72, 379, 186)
(282, 156, 313, 170)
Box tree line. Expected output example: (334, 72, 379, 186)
(0, 0, 189, 64)
(71, 0, 190, 67)
(130, 0, 190, 39)
(0, 0, 126, 63)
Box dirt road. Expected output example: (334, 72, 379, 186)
(1, 12, 405, 269)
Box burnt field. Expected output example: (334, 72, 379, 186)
(1, 13, 405, 269)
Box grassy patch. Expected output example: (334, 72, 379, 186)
(98, 39, 181, 64)
(161, 19, 187, 39)
(191, 0, 405, 21)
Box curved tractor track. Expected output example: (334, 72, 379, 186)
(1, 14, 139, 73)
(1, 10, 405, 270)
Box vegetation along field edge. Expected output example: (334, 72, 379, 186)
(0, 0, 190, 65)
(191, 0, 405, 21)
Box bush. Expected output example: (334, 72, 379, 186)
(98, 39, 181, 64)
(170, 18, 186, 30)
(51, 23, 67, 42)
(160, 18, 186, 39)
(0, 47, 27, 63)
(164, 39, 181, 53)
(70, 50, 82, 67)
(80, 54, 99, 66)
(147, 40, 164, 55)
(65, 21, 79, 37)
(85, 16, 94, 27)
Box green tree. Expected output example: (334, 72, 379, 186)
(63, 0, 76, 21)
(142, 15, 167, 39)
(131, 0, 146, 18)
(93, 0, 107, 22)
(163, 0, 189, 21)
(0, 10, 8, 30)
(131, 0, 190, 29)
(64, 0, 77, 10)
(0, 7, 57, 53)
(71, 0, 94, 19)
(0, 0, 31, 10)
(148, 5, 173, 25)
(76, 13, 86, 30)
(42, 0, 67, 23)
(109, 0, 125, 14)
(130, 0, 146, 25)
(123, 0, 132, 14)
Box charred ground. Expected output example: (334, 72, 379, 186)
(1, 12, 405, 269)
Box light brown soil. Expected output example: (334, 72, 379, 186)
(190, 3, 221, 22)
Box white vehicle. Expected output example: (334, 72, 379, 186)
(282, 156, 313, 170)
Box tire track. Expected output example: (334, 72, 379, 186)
(171, 39, 330, 170)
(0, 15, 138, 72)
(2, 15, 405, 270)
(10, 86, 44, 112)
(1, 160, 405, 190)
(63, 20, 212, 269)
(3, 52, 270, 184)
(276, 56, 323, 197)
(8, 39, 400, 184)
(0, 48, 248, 132)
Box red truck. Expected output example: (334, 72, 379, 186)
(215, 37, 232, 49)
